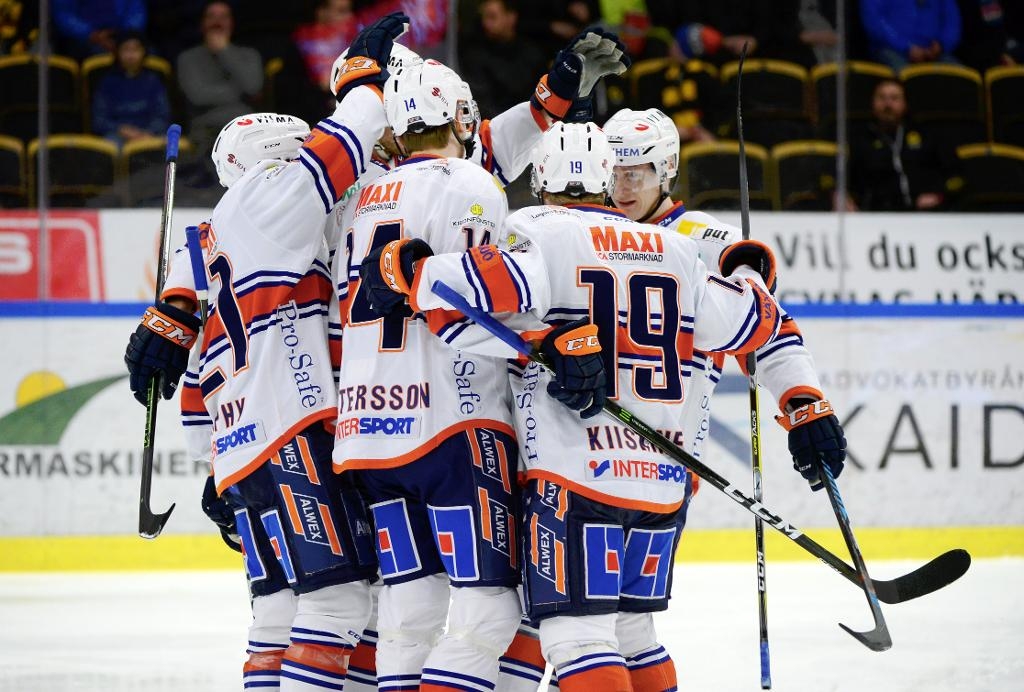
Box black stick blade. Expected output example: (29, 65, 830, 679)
(839, 621, 893, 652)
(139, 502, 176, 539)
(872, 549, 972, 604)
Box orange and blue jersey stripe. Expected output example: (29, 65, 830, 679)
(714, 278, 780, 355)
(461, 245, 533, 314)
(652, 200, 687, 227)
(476, 120, 510, 186)
(299, 118, 366, 213)
(179, 374, 212, 428)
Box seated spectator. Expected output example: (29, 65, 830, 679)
(292, 0, 356, 93)
(846, 78, 957, 211)
(52, 0, 146, 60)
(459, 0, 548, 119)
(860, 0, 962, 70)
(177, 1, 263, 157)
(955, 0, 1023, 70)
(91, 31, 171, 147)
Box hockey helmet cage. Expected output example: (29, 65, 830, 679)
(603, 108, 680, 194)
(529, 122, 615, 199)
(212, 112, 311, 189)
(384, 59, 479, 138)
(330, 41, 423, 97)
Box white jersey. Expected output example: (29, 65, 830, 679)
(412, 204, 783, 512)
(652, 202, 825, 460)
(332, 155, 512, 472)
(160, 86, 386, 492)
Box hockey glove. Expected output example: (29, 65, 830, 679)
(125, 301, 200, 405)
(539, 319, 607, 419)
(360, 237, 434, 316)
(334, 11, 410, 101)
(201, 475, 242, 553)
(719, 239, 777, 294)
(533, 28, 630, 121)
(776, 398, 847, 491)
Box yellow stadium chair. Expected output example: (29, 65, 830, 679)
(985, 66, 1024, 147)
(811, 61, 895, 139)
(120, 135, 193, 206)
(770, 140, 838, 211)
(28, 134, 119, 207)
(719, 60, 813, 147)
(0, 54, 80, 140)
(679, 140, 772, 211)
(900, 64, 986, 148)
(0, 134, 27, 207)
(954, 143, 1024, 211)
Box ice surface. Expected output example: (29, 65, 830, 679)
(0, 559, 1020, 691)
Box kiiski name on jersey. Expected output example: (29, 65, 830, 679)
(585, 458, 689, 485)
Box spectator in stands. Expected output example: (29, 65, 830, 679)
(146, 0, 208, 64)
(955, 0, 1023, 70)
(846, 78, 956, 211)
(52, 0, 146, 59)
(91, 31, 170, 147)
(177, 1, 263, 157)
(860, 0, 962, 70)
(459, 0, 548, 118)
(292, 0, 356, 92)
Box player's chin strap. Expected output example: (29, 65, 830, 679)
(636, 191, 670, 224)
(452, 121, 477, 160)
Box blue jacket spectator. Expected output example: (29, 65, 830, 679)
(52, 0, 147, 59)
(91, 32, 170, 146)
(861, 0, 962, 70)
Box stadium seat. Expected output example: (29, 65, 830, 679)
(0, 135, 27, 207)
(28, 134, 119, 207)
(120, 135, 193, 206)
(900, 64, 986, 149)
(624, 58, 720, 135)
(985, 66, 1024, 147)
(679, 140, 772, 211)
(954, 143, 1024, 211)
(770, 140, 838, 211)
(811, 61, 895, 139)
(0, 54, 80, 140)
(80, 53, 173, 131)
(718, 59, 813, 148)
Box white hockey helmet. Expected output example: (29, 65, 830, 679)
(529, 122, 615, 199)
(384, 59, 479, 141)
(329, 42, 422, 97)
(211, 113, 310, 189)
(603, 108, 680, 194)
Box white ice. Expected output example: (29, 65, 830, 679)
(0, 559, 1020, 691)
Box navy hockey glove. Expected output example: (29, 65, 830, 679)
(125, 301, 200, 405)
(334, 11, 410, 101)
(360, 237, 434, 317)
(776, 398, 847, 491)
(719, 239, 777, 293)
(540, 319, 607, 419)
(533, 28, 631, 121)
(201, 475, 242, 553)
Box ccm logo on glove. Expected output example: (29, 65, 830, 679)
(141, 308, 197, 348)
(776, 399, 835, 431)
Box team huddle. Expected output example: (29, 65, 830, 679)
(124, 12, 847, 692)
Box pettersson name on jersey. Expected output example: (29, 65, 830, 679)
(590, 225, 665, 262)
(335, 415, 421, 440)
(586, 458, 688, 484)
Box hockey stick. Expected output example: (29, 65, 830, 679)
(430, 280, 971, 608)
(138, 124, 182, 540)
(820, 463, 891, 650)
(735, 42, 772, 685)
(184, 225, 209, 326)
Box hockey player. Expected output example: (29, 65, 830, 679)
(124, 13, 410, 692)
(603, 107, 846, 491)
(360, 122, 790, 692)
(322, 29, 630, 692)
(330, 57, 527, 692)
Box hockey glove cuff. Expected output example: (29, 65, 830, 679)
(776, 399, 846, 491)
(201, 475, 242, 553)
(540, 319, 607, 419)
(360, 238, 434, 316)
(125, 301, 201, 405)
(335, 11, 410, 101)
(720, 239, 777, 294)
